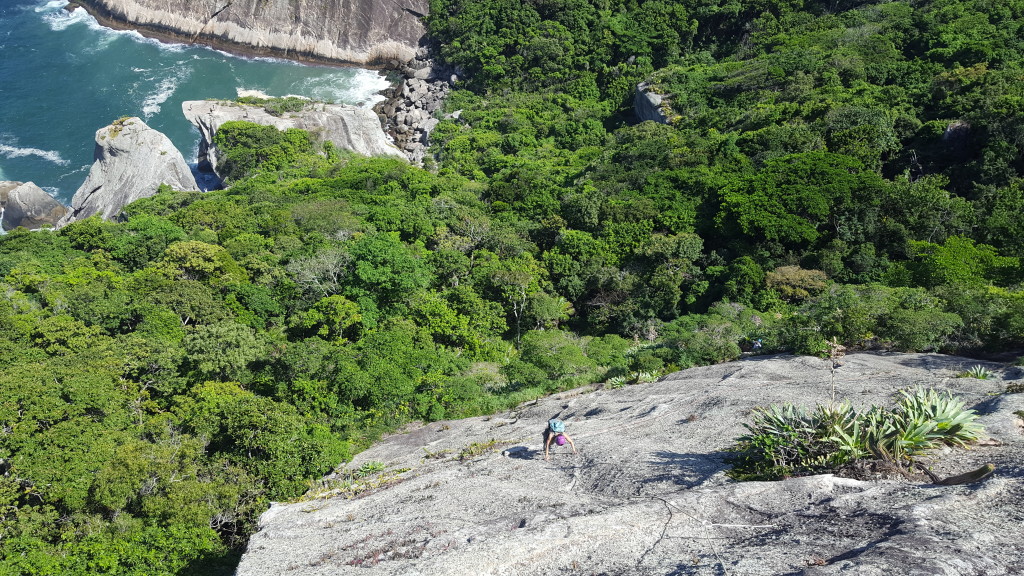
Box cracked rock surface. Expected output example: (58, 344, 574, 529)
(237, 353, 1024, 575)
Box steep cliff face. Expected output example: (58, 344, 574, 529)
(236, 353, 1024, 575)
(0, 181, 67, 231)
(75, 0, 428, 66)
(182, 99, 405, 183)
(58, 117, 198, 226)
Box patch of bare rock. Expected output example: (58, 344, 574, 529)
(237, 352, 1024, 575)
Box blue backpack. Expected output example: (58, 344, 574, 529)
(548, 419, 566, 433)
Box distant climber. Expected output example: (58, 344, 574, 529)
(543, 418, 577, 460)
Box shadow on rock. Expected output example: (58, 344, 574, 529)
(644, 450, 730, 489)
(502, 445, 539, 460)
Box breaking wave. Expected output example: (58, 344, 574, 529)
(142, 69, 191, 118)
(0, 142, 69, 166)
(295, 68, 390, 106)
(40, 0, 186, 53)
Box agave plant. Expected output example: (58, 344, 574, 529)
(879, 412, 940, 461)
(731, 403, 856, 477)
(728, 388, 987, 480)
(896, 387, 985, 447)
(959, 365, 993, 380)
(606, 375, 628, 389)
(819, 402, 868, 462)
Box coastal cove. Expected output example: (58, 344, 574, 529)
(0, 0, 389, 203)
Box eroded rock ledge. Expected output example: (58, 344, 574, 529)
(72, 0, 428, 67)
(183, 99, 405, 184)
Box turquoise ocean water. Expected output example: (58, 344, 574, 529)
(0, 0, 389, 201)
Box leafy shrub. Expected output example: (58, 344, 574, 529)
(236, 95, 310, 116)
(766, 266, 829, 302)
(728, 388, 985, 480)
(213, 121, 316, 182)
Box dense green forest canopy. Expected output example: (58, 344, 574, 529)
(3, 0, 1024, 573)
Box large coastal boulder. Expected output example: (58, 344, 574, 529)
(182, 100, 405, 182)
(58, 117, 197, 226)
(0, 181, 67, 231)
(75, 0, 427, 67)
(236, 353, 1024, 575)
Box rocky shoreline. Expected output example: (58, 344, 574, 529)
(374, 48, 458, 165)
(67, 0, 454, 166)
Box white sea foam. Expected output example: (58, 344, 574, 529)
(40, 1, 187, 53)
(34, 0, 68, 13)
(237, 88, 273, 99)
(126, 29, 188, 53)
(40, 3, 91, 31)
(55, 164, 91, 182)
(141, 69, 189, 118)
(295, 68, 390, 106)
(0, 143, 69, 166)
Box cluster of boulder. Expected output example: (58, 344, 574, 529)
(375, 48, 457, 165)
(1, 117, 196, 231)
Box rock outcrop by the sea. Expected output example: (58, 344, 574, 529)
(74, 0, 427, 67)
(182, 99, 405, 183)
(635, 81, 672, 124)
(236, 352, 1024, 575)
(0, 181, 67, 231)
(58, 117, 197, 226)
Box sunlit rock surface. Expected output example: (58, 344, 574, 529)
(238, 353, 1024, 575)
(59, 117, 197, 226)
